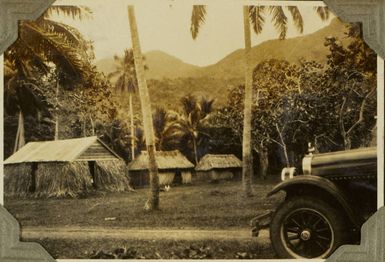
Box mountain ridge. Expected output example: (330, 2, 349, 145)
(95, 18, 349, 81)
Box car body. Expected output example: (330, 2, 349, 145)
(251, 147, 377, 259)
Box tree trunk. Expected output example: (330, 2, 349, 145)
(128, 6, 159, 210)
(129, 93, 136, 159)
(192, 136, 198, 164)
(54, 81, 60, 140)
(90, 115, 95, 136)
(258, 146, 269, 180)
(14, 111, 26, 153)
(82, 115, 87, 137)
(241, 6, 253, 197)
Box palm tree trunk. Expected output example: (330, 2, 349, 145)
(192, 136, 198, 164)
(241, 6, 253, 197)
(90, 115, 95, 136)
(14, 111, 25, 152)
(129, 93, 136, 159)
(54, 81, 59, 140)
(128, 6, 159, 210)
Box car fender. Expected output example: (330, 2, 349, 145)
(267, 175, 362, 227)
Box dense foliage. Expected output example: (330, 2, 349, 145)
(211, 24, 377, 177)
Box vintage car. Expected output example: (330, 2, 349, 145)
(251, 147, 377, 259)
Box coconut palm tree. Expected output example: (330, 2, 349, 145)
(152, 107, 180, 151)
(128, 6, 160, 210)
(5, 6, 92, 151)
(173, 95, 214, 164)
(108, 49, 139, 159)
(191, 5, 329, 196)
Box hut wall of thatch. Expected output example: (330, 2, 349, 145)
(130, 169, 192, 188)
(195, 169, 236, 182)
(4, 137, 132, 198)
(159, 171, 175, 186)
(195, 171, 210, 182)
(211, 169, 233, 181)
(35, 162, 93, 198)
(4, 163, 33, 197)
(93, 160, 131, 192)
(181, 171, 192, 184)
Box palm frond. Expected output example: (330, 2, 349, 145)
(107, 70, 122, 80)
(126, 78, 137, 93)
(4, 59, 16, 81)
(314, 6, 329, 21)
(287, 6, 303, 34)
(181, 94, 198, 116)
(21, 21, 87, 80)
(115, 74, 126, 93)
(199, 98, 215, 117)
(111, 49, 138, 94)
(40, 19, 85, 47)
(249, 6, 265, 35)
(153, 107, 168, 137)
(191, 5, 207, 40)
(269, 6, 288, 40)
(44, 6, 93, 20)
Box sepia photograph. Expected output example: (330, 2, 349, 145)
(1, 0, 382, 259)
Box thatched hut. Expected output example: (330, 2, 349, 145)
(4, 136, 131, 198)
(128, 150, 194, 187)
(195, 154, 242, 182)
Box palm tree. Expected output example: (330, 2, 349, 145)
(128, 6, 160, 211)
(191, 5, 329, 196)
(173, 95, 214, 164)
(153, 107, 179, 151)
(5, 6, 92, 151)
(108, 49, 138, 159)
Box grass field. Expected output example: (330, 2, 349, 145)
(6, 179, 283, 229)
(6, 178, 284, 259)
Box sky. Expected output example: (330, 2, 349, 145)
(52, 0, 334, 66)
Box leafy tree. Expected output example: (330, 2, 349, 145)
(191, 5, 328, 196)
(213, 60, 307, 177)
(4, 6, 93, 151)
(213, 25, 377, 178)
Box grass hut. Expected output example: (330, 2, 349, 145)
(4, 136, 131, 198)
(128, 150, 194, 187)
(195, 154, 242, 182)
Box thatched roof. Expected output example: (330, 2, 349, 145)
(128, 150, 194, 171)
(195, 154, 242, 171)
(4, 137, 121, 164)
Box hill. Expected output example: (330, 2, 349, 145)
(96, 18, 349, 81)
(96, 18, 350, 108)
(96, 50, 201, 80)
(198, 18, 349, 79)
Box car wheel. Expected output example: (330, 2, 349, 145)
(270, 196, 348, 259)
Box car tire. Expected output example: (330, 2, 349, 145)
(270, 196, 348, 259)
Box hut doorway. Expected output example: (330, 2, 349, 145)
(173, 170, 182, 185)
(88, 161, 97, 189)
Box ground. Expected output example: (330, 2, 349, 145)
(5, 178, 284, 259)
